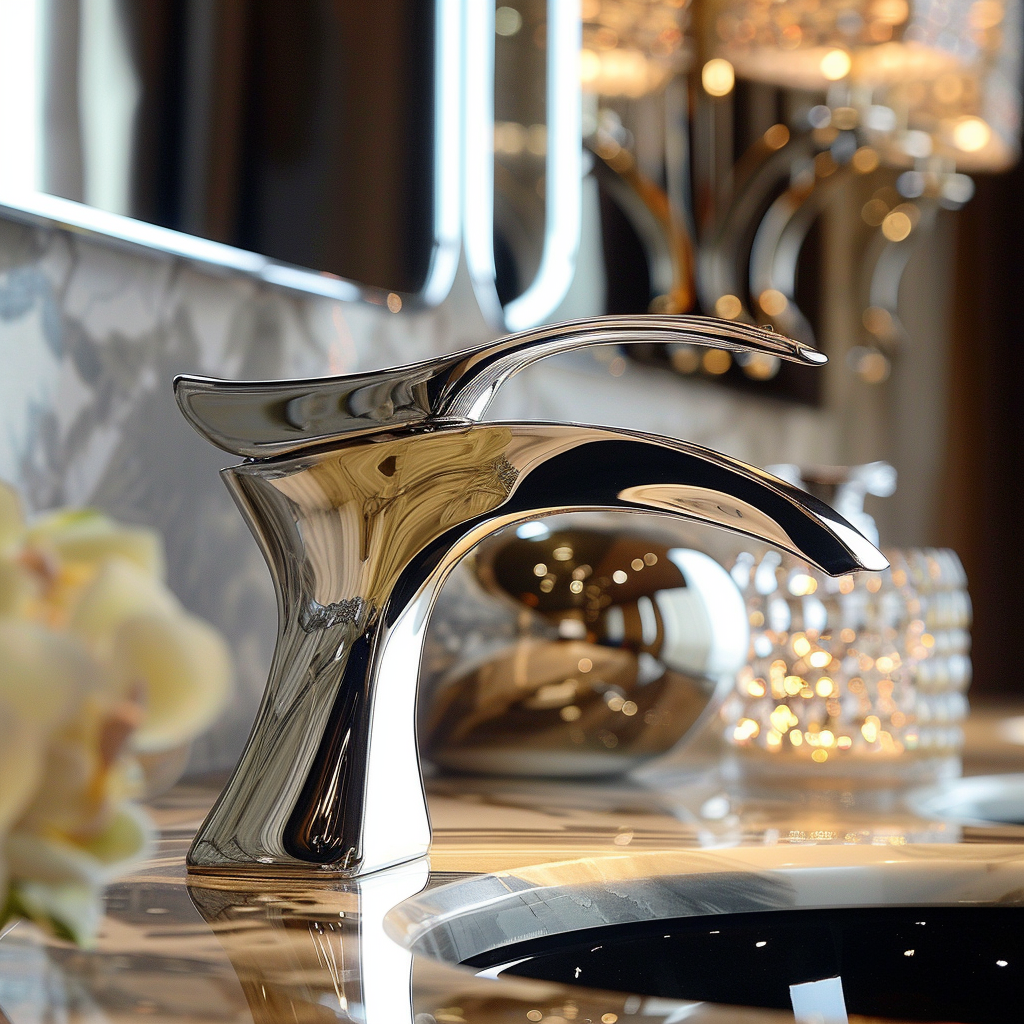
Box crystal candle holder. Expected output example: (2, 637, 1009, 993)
(721, 545, 971, 785)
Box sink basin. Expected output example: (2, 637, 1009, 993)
(463, 905, 1021, 1022)
(391, 844, 1024, 1023)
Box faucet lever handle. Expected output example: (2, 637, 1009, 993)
(434, 314, 824, 421)
(175, 314, 825, 459)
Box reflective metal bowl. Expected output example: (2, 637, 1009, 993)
(421, 517, 749, 776)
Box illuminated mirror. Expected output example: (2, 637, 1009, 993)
(0, 0, 460, 304)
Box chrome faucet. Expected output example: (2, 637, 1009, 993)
(175, 315, 887, 879)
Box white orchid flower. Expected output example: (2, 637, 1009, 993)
(0, 481, 232, 945)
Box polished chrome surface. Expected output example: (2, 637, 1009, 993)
(767, 461, 897, 548)
(175, 315, 827, 459)
(175, 315, 885, 879)
(423, 524, 750, 776)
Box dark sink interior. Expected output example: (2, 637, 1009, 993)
(463, 906, 1023, 1023)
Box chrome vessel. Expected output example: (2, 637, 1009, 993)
(174, 314, 887, 878)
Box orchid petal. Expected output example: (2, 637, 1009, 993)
(28, 510, 164, 580)
(69, 558, 178, 652)
(0, 698, 47, 835)
(0, 482, 24, 553)
(0, 620, 89, 730)
(7, 804, 154, 888)
(111, 611, 233, 753)
(11, 881, 104, 948)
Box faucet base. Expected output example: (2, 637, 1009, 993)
(185, 856, 427, 882)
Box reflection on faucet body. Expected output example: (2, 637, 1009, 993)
(175, 315, 887, 879)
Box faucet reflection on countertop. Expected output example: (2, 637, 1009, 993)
(173, 314, 887, 881)
(186, 858, 710, 1024)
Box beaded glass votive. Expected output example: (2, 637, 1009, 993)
(721, 545, 971, 785)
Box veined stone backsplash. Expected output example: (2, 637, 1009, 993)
(0, 213, 911, 772)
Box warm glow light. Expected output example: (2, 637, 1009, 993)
(703, 349, 733, 375)
(809, 651, 832, 668)
(864, 305, 894, 336)
(970, 0, 1006, 30)
(820, 48, 852, 81)
(852, 146, 880, 173)
(759, 289, 788, 316)
(763, 123, 790, 149)
(952, 116, 992, 153)
(789, 573, 818, 596)
(741, 353, 781, 380)
(702, 58, 735, 97)
(494, 120, 527, 155)
(586, 47, 659, 97)
(851, 347, 891, 383)
(714, 294, 743, 319)
(882, 210, 912, 241)
(580, 47, 601, 83)
(873, 0, 910, 23)
(734, 718, 761, 742)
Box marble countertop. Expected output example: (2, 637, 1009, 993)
(3, 705, 1024, 1024)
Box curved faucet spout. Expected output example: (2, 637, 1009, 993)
(187, 420, 885, 879)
